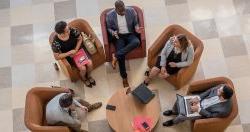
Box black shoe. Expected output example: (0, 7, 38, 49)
(163, 110, 173, 116)
(143, 81, 149, 86)
(163, 120, 174, 127)
(88, 76, 96, 86)
(144, 70, 149, 76)
(83, 80, 92, 88)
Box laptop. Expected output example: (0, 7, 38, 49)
(132, 83, 155, 104)
(176, 94, 200, 117)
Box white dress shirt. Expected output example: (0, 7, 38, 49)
(201, 96, 222, 109)
(117, 13, 129, 34)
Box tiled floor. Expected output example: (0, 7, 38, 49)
(0, 0, 250, 132)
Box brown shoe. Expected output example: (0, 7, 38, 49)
(88, 102, 102, 112)
(111, 53, 117, 69)
(123, 78, 129, 88)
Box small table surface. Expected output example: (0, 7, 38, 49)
(106, 87, 160, 132)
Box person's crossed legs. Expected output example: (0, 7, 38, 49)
(113, 34, 140, 87)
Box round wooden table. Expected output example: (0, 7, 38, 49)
(106, 87, 160, 132)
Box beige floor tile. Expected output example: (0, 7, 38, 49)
(243, 34, 250, 55)
(216, 15, 242, 37)
(144, 4, 169, 26)
(10, 5, 32, 26)
(35, 62, 67, 83)
(145, 25, 167, 47)
(10, 0, 32, 8)
(225, 125, 244, 132)
(33, 41, 55, 63)
(0, 110, 13, 132)
(166, 3, 191, 23)
(239, 100, 250, 124)
(32, 3, 55, 24)
(232, 77, 250, 102)
(0, 46, 11, 68)
(0, 27, 10, 48)
(0, 9, 10, 27)
(11, 44, 34, 65)
(190, 63, 205, 82)
(0, 88, 12, 110)
(240, 14, 250, 35)
(220, 35, 247, 57)
(226, 56, 250, 78)
(11, 64, 36, 87)
(0, 67, 12, 89)
(201, 39, 229, 78)
(188, 0, 236, 21)
(12, 86, 32, 109)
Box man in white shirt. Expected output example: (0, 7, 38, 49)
(162, 84, 234, 127)
(46, 89, 102, 131)
(106, 0, 143, 87)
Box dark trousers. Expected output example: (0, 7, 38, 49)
(114, 33, 140, 79)
(170, 100, 202, 124)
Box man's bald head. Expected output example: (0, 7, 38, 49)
(115, 0, 125, 16)
(115, 0, 124, 8)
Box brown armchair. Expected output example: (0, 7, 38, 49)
(24, 87, 71, 132)
(187, 77, 238, 132)
(100, 6, 146, 62)
(49, 19, 106, 82)
(147, 24, 204, 89)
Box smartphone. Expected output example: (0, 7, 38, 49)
(142, 122, 150, 130)
(106, 104, 116, 111)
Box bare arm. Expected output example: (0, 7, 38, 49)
(53, 51, 74, 60)
(74, 35, 83, 51)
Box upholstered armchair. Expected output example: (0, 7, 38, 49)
(49, 19, 106, 82)
(24, 87, 71, 132)
(187, 77, 238, 132)
(147, 24, 204, 89)
(100, 6, 146, 62)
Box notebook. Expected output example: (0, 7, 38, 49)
(73, 48, 90, 68)
(132, 83, 155, 104)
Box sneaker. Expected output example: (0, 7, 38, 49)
(163, 110, 173, 116)
(163, 120, 174, 127)
(88, 102, 102, 112)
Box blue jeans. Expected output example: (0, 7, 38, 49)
(114, 33, 140, 79)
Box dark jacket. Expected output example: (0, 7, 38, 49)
(198, 84, 233, 118)
(106, 6, 139, 35)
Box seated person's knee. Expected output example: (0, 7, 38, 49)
(79, 65, 87, 71)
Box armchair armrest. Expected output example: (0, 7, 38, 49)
(58, 59, 74, 79)
(188, 77, 232, 94)
(193, 117, 229, 132)
(28, 124, 70, 132)
(28, 87, 65, 101)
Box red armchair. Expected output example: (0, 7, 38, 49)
(100, 6, 146, 62)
